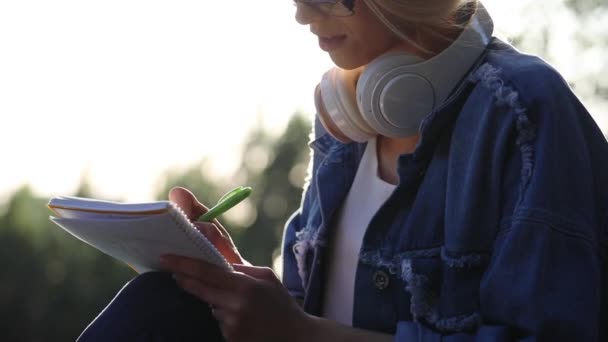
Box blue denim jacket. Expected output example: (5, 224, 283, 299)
(281, 38, 608, 341)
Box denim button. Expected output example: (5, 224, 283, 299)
(372, 270, 390, 290)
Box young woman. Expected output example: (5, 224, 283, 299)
(78, 0, 607, 341)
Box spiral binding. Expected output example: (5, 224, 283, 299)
(168, 202, 233, 270)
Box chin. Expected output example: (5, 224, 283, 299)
(329, 56, 366, 70)
(328, 52, 370, 70)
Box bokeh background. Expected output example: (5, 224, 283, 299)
(0, 0, 606, 341)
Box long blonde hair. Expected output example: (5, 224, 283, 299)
(361, 0, 477, 51)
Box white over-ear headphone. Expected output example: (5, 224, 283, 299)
(317, 2, 494, 142)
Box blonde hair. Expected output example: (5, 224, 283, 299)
(361, 0, 477, 52)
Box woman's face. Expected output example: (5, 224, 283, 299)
(295, 0, 409, 70)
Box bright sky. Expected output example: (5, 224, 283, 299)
(0, 0, 605, 202)
(0, 0, 332, 202)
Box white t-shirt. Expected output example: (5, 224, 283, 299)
(321, 137, 396, 326)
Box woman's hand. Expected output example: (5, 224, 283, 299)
(167, 187, 314, 341)
(159, 255, 313, 342)
(168, 187, 245, 265)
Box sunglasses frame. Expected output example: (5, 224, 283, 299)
(293, 0, 356, 17)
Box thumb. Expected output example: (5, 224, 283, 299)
(168, 187, 208, 221)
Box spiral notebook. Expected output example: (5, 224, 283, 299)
(48, 196, 231, 273)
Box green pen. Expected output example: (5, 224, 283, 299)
(198, 186, 253, 222)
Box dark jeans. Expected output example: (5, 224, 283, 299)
(77, 272, 224, 341)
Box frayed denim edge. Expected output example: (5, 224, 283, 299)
(359, 248, 441, 275)
(359, 250, 484, 332)
(402, 259, 482, 333)
(293, 227, 326, 289)
(441, 249, 489, 269)
(401, 259, 440, 322)
(470, 63, 537, 206)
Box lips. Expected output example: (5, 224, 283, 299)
(318, 35, 347, 52)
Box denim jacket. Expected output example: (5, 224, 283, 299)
(281, 38, 608, 341)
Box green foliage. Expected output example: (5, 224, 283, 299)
(0, 186, 134, 341)
(236, 113, 311, 266)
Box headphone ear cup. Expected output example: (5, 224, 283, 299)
(320, 67, 376, 143)
(357, 53, 434, 138)
(356, 3, 494, 139)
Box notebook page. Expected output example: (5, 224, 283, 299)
(51, 212, 230, 273)
(48, 196, 171, 218)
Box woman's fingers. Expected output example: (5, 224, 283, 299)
(232, 264, 281, 283)
(173, 273, 237, 308)
(168, 187, 209, 220)
(169, 187, 244, 264)
(160, 255, 249, 290)
(193, 222, 243, 264)
(193, 222, 224, 245)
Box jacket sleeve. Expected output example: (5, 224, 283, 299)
(394, 63, 607, 341)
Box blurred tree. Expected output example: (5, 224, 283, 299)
(510, 0, 607, 109)
(236, 112, 311, 267)
(565, 0, 608, 100)
(154, 157, 225, 205)
(565, 0, 607, 15)
(0, 185, 133, 342)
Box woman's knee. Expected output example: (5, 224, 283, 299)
(77, 272, 222, 341)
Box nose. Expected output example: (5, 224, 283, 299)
(294, 2, 323, 25)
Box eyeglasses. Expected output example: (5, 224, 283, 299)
(293, 0, 356, 17)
